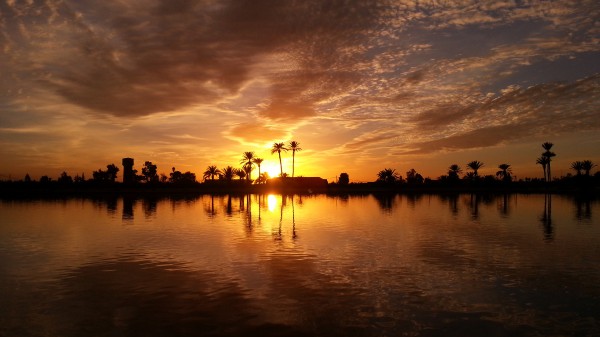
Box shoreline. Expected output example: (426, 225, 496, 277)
(1, 181, 598, 199)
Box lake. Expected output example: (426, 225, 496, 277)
(1, 193, 599, 336)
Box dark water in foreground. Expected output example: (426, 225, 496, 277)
(1, 194, 599, 336)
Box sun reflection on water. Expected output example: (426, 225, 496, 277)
(267, 194, 278, 212)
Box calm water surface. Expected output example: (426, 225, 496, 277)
(1, 194, 599, 336)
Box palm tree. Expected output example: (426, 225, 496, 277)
(377, 168, 399, 184)
(203, 165, 222, 181)
(466, 160, 484, 177)
(536, 156, 549, 181)
(220, 166, 235, 182)
(256, 172, 269, 184)
(496, 164, 512, 182)
(271, 142, 288, 177)
(289, 140, 302, 177)
(252, 158, 264, 183)
(581, 160, 597, 176)
(542, 142, 556, 181)
(234, 168, 246, 180)
(240, 152, 255, 181)
(448, 164, 462, 180)
(571, 161, 584, 176)
(242, 163, 253, 182)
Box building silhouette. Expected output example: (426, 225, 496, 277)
(122, 158, 135, 184)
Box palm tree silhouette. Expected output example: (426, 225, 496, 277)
(581, 160, 597, 176)
(271, 142, 288, 177)
(448, 164, 462, 180)
(289, 140, 302, 177)
(234, 168, 246, 180)
(252, 158, 264, 183)
(377, 168, 399, 184)
(203, 165, 221, 181)
(541, 142, 555, 181)
(571, 161, 584, 176)
(221, 166, 235, 182)
(242, 163, 253, 182)
(256, 172, 269, 184)
(536, 156, 549, 181)
(466, 160, 484, 177)
(496, 164, 512, 182)
(240, 152, 255, 181)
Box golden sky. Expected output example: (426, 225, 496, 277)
(1, 0, 599, 182)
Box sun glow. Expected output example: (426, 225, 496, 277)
(261, 162, 281, 179)
(267, 194, 278, 212)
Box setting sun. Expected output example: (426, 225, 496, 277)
(261, 162, 281, 179)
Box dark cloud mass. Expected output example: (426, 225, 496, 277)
(1, 0, 385, 118)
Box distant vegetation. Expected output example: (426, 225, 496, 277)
(1, 141, 599, 194)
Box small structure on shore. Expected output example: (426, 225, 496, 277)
(266, 177, 328, 192)
(122, 158, 135, 184)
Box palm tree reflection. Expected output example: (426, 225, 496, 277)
(540, 194, 554, 241)
(373, 193, 396, 213)
(574, 196, 592, 221)
(291, 195, 297, 239)
(466, 193, 480, 219)
(273, 195, 284, 241)
(498, 194, 511, 217)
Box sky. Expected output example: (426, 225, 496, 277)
(1, 0, 599, 182)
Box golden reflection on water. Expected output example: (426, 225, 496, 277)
(267, 194, 278, 212)
(1, 194, 599, 336)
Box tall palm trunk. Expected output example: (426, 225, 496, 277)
(542, 165, 547, 182)
(292, 150, 295, 177)
(278, 151, 283, 177)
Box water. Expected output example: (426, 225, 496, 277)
(1, 194, 599, 336)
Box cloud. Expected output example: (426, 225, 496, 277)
(1, 0, 600, 180)
(403, 74, 600, 154)
(227, 122, 288, 144)
(1, 0, 385, 119)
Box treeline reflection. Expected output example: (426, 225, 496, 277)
(82, 193, 598, 240)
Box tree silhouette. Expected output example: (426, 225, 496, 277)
(240, 152, 255, 181)
(338, 172, 349, 185)
(93, 164, 119, 182)
(571, 161, 583, 176)
(581, 160, 597, 176)
(234, 168, 246, 180)
(242, 163, 253, 182)
(256, 172, 269, 184)
(496, 164, 512, 182)
(142, 161, 158, 182)
(203, 165, 221, 181)
(289, 140, 302, 177)
(536, 156, 549, 181)
(377, 168, 399, 184)
(447, 164, 462, 180)
(106, 164, 119, 182)
(406, 168, 424, 184)
(271, 142, 288, 177)
(542, 142, 556, 181)
(170, 168, 196, 184)
(466, 160, 484, 177)
(220, 166, 235, 182)
(58, 171, 73, 184)
(252, 158, 264, 183)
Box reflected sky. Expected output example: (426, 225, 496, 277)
(1, 194, 599, 336)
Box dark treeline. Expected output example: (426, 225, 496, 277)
(1, 141, 599, 196)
